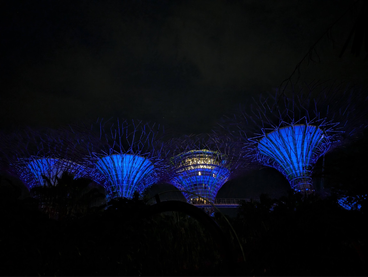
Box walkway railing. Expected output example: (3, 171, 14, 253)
(193, 198, 259, 208)
(148, 193, 259, 208)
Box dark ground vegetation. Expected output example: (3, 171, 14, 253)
(0, 179, 367, 276)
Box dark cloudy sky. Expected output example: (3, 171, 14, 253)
(1, 0, 367, 135)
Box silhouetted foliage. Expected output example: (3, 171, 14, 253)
(230, 192, 368, 275)
(30, 172, 106, 220)
(1, 184, 367, 275)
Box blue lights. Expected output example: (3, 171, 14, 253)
(170, 150, 230, 203)
(83, 119, 165, 200)
(20, 158, 86, 189)
(337, 194, 366, 210)
(257, 125, 330, 192)
(96, 154, 156, 199)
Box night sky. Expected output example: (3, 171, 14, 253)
(1, 0, 366, 134)
(1, 0, 367, 198)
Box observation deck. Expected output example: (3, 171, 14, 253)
(170, 149, 230, 203)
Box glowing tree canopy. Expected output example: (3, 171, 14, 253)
(222, 84, 368, 194)
(166, 134, 245, 204)
(95, 154, 156, 197)
(258, 124, 330, 192)
(21, 158, 87, 189)
(81, 119, 165, 199)
(1, 127, 91, 189)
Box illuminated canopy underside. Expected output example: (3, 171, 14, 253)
(96, 154, 156, 198)
(21, 158, 86, 189)
(171, 150, 230, 203)
(258, 125, 328, 192)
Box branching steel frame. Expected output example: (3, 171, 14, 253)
(223, 84, 368, 193)
(81, 119, 166, 199)
(3, 127, 91, 189)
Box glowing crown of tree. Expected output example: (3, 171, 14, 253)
(165, 134, 246, 203)
(2, 127, 91, 189)
(81, 118, 166, 199)
(222, 84, 368, 193)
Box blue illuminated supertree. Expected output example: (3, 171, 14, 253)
(165, 134, 245, 204)
(223, 84, 368, 194)
(80, 119, 166, 200)
(2, 127, 91, 190)
(0, 127, 99, 219)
